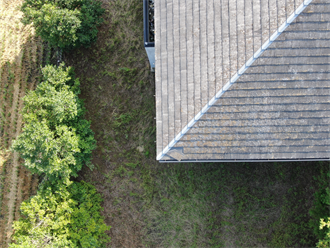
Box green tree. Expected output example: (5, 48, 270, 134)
(22, 64, 82, 127)
(310, 169, 330, 247)
(22, 3, 81, 49)
(21, 0, 104, 49)
(317, 217, 330, 248)
(10, 182, 110, 248)
(12, 64, 96, 184)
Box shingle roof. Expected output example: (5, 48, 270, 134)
(155, 0, 330, 162)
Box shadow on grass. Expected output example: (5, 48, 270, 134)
(142, 161, 328, 248)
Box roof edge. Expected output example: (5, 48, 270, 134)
(157, 0, 313, 161)
(159, 158, 330, 163)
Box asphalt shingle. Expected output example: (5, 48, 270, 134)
(155, 0, 329, 161)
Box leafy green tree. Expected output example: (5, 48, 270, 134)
(12, 64, 96, 184)
(22, 3, 81, 49)
(12, 120, 80, 185)
(21, 0, 105, 49)
(310, 169, 330, 247)
(317, 217, 330, 248)
(10, 182, 110, 248)
(22, 64, 82, 126)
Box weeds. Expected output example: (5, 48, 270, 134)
(59, 0, 330, 247)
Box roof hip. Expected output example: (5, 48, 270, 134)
(157, 0, 314, 161)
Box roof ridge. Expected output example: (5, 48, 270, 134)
(157, 0, 314, 161)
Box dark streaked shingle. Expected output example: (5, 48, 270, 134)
(155, 0, 329, 161)
(168, 0, 330, 161)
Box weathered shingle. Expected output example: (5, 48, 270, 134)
(169, 1, 330, 160)
(156, 0, 329, 161)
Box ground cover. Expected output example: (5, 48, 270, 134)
(0, 0, 42, 246)
(1, 0, 328, 247)
(64, 0, 330, 247)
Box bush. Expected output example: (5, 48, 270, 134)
(10, 181, 110, 248)
(12, 64, 96, 184)
(21, 0, 105, 49)
(309, 168, 330, 247)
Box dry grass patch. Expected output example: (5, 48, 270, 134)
(0, 0, 42, 246)
(0, 149, 8, 168)
(0, 0, 34, 66)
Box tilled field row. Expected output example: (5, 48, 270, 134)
(0, 1, 42, 246)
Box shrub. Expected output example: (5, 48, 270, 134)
(21, 0, 105, 49)
(10, 181, 110, 248)
(12, 64, 96, 185)
(310, 188, 330, 248)
(309, 168, 330, 247)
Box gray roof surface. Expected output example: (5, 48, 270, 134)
(155, 0, 330, 161)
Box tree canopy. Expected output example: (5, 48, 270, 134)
(21, 0, 105, 49)
(12, 64, 96, 185)
(10, 182, 110, 248)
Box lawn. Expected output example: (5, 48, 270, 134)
(0, 0, 328, 247)
(64, 0, 329, 247)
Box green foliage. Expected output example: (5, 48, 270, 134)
(22, 3, 81, 49)
(12, 64, 96, 184)
(309, 169, 330, 246)
(22, 65, 80, 125)
(316, 217, 330, 248)
(21, 0, 105, 49)
(12, 120, 79, 185)
(10, 181, 110, 248)
(67, 181, 110, 247)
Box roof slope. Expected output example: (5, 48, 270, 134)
(155, 0, 330, 161)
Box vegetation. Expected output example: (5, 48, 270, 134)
(12, 64, 96, 185)
(309, 168, 330, 248)
(0, 0, 43, 244)
(1, 0, 108, 246)
(2, 0, 329, 247)
(10, 181, 109, 248)
(21, 0, 105, 49)
(9, 64, 109, 247)
(61, 1, 330, 246)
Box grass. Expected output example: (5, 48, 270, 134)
(63, 1, 330, 247)
(0, 0, 326, 247)
(140, 162, 327, 248)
